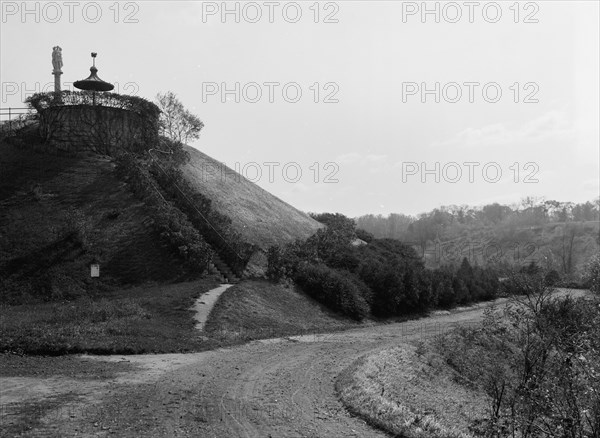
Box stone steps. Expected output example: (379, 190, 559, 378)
(209, 253, 240, 284)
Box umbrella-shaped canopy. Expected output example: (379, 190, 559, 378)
(74, 52, 114, 92)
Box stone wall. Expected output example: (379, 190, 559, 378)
(39, 105, 157, 156)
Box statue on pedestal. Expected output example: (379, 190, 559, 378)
(52, 46, 63, 93)
(52, 46, 63, 73)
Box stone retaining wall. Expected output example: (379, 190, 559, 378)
(39, 105, 157, 156)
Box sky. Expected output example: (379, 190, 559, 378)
(1, 1, 599, 217)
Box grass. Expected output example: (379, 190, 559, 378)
(0, 279, 219, 355)
(203, 279, 362, 345)
(0, 353, 136, 379)
(0, 279, 365, 355)
(182, 146, 323, 248)
(335, 291, 597, 438)
(0, 141, 200, 304)
(335, 344, 488, 438)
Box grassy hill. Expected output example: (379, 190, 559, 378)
(0, 142, 190, 303)
(182, 146, 323, 249)
(203, 280, 361, 345)
(0, 139, 322, 303)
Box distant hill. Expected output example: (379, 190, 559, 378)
(356, 209, 600, 277)
(181, 146, 323, 249)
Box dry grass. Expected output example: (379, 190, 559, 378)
(0, 142, 198, 304)
(0, 278, 363, 355)
(182, 146, 323, 248)
(0, 279, 219, 355)
(203, 280, 361, 344)
(336, 344, 489, 438)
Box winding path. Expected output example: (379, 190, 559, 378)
(191, 283, 234, 331)
(1, 289, 587, 437)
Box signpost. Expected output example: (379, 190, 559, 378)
(90, 264, 100, 278)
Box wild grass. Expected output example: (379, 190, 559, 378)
(203, 279, 361, 345)
(0, 279, 364, 355)
(182, 146, 323, 249)
(0, 279, 218, 355)
(336, 345, 487, 438)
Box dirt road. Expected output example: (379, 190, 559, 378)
(1, 289, 587, 437)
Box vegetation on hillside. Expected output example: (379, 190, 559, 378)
(336, 265, 599, 438)
(1, 90, 262, 306)
(336, 345, 483, 438)
(0, 141, 200, 304)
(356, 199, 600, 281)
(115, 139, 256, 275)
(434, 282, 599, 436)
(267, 212, 501, 320)
(203, 280, 359, 345)
(155, 91, 204, 144)
(114, 150, 214, 272)
(181, 146, 323, 249)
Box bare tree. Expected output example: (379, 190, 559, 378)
(560, 223, 580, 275)
(155, 91, 204, 144)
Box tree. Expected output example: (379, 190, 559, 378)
(408, 216, 435, 257)
(560, 223, 581, 275)
(155, 91, 204, 144)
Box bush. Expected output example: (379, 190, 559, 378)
(544, 269, 561, 287)
(294, 263, 369, 320)
(266, 245, 295, 282)
(436, 293, 600, 437)
(269, 214, 501, 319)
(355, 228, 375, 243)
(148, 158, 255, 274)
(500, 272, 543, 296)
(584, 252, 600, 294)
(114, 154, 213, 274)
(154, 136, 191, 166)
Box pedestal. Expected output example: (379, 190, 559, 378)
(53, 70, 62, 93)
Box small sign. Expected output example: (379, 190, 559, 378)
(90, 264, 100, 278)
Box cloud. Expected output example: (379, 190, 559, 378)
(582, 178, 600, 192)
(433, 111, 574, 148)
(334, 152, 388, 165)
(335, 152, 362, 164)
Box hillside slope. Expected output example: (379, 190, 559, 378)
(418, 221, 600, 274)
(1, 140, 324, 302)
(0, 143, 188, 302)
(181, 146, 323, 249)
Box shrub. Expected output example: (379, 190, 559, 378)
(266, 238, 320, 283)
(269, 214, 501, 319)
(114, 154, 213, 274)
(148, 158, 255, 274)
(294, 263, 369, 320)
(266, 245, 292, 282)
(435, 272, 456, 308)
(500, 272, 543, 296)
(584, 252, 600, 294)
(154, 136, 191, 166)
(544, 268, 561, 287)
(355, 228, 375, 243)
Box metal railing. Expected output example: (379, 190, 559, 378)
(0, 107, 35, 137)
